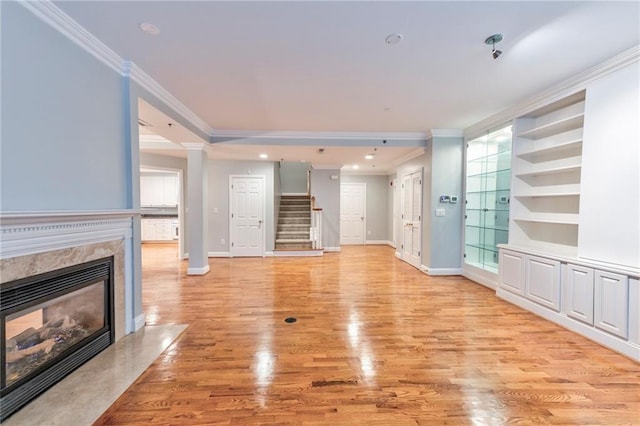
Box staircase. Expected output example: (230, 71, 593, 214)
(275, 195, 312, 250)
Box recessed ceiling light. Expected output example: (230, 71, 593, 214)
(365, 154, 374, 160)
(353, 165, 360, 170)
(259, 153, 268, 159)
(139, 22, 160, 35)
(385, 33, 403, 45)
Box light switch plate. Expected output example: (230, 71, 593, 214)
(435, 208, 446, 217)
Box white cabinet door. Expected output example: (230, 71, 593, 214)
(526, 255, 561, 311)
(594, 270, 628, 338)
(140, 176, 156, 206)
(564, 264, 594, 325)
(162, 175, 178, 206)
(141, 219, 156, 241)
(499, 250, 525, 295)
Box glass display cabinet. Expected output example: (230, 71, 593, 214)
(464, 126, 512, 273)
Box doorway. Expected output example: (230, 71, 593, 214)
(340, 182, 366, 245)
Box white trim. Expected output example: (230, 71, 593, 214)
(181, 142, 207, 151)
(1, 216, 134, 259)
(210, 129, 428, 140)
(133, 314, 146, 332)
(391, 148, 426, 168)
(125, 62, 213, 136)
(421, 267, 463, 276)
(187, 265, 210, 275)
(20, 0, 123, 74)
(497, 288, 640, 362)
(208, 251, 231, 257)
(465, 45, 640, 140)
(324, 247, 341, 252)
(282, 193, 308, 196)
(395, 251, 402, 259)
(366, 240, 392, 246)
(270, 250, 324, 257)
(429, 129, 464, 138)
(0, 209, 138, 221)
(462, 269, 498, 290)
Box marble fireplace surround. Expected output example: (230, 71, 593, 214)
(0, 211, 138, 342)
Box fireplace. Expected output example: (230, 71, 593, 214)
(1, 257, 114, 421)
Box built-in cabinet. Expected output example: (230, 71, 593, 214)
(498, 248, 639, 360)
(493, 60, 640, 361)
(140, 174, 178, 207)
(141, 218, 178, 242)
(464, 126, 512, 273)
(510, 92, 585, 257)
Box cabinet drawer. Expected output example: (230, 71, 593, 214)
(563, 264, 594, 325)
(526, 255, 561, 311)
(594, 271, 628, 339)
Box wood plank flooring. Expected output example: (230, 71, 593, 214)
(95, 245, 640, 425)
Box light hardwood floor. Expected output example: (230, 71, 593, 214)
(95, 245, 640, 425)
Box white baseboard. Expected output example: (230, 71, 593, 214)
(462, 268, 498, 290)
(366, 240, 392, 246)
(497, 288, 640, 362)
(208, 251, 230, 257)
(395, 251, 402, 259)
(282, 193, 308, 196)
(134, 314, 146, 332)
(420, 266, 463, 276)
(324, 246, 341, 252)
(187, 265, 210, 275)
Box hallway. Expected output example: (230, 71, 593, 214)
(96, 245, 640, 424)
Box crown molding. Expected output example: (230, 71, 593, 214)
(181, 142, 207, 151)
(429, 129, 464, 138)
(311, 164, 343, 170)
(20, 0, 123, 75)
(390, 147, 427, 168)
(210, 130, 428, 141)
(124, 62, 214, 137)
(465, 45, 640, 140)
(20, 1, 213, 139)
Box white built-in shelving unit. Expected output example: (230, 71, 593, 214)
(509, 91, 586, 257)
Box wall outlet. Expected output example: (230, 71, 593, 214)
(220, 238, 225, 245)
(435, 208, 446, 217)
(367, 230, 371, 235)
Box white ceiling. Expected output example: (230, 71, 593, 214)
(55, 1, 639, 171)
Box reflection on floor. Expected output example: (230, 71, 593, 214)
(4, 324, 187, 426)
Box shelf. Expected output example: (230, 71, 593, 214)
(465, 243, 500, 253)
(514, 192, 580, 199)
(465, 208, 510, 212)
(466, 224, 509, 232)
(514, 217, 579, 225)
(515, 165, 581, 179)
(517, 114, 584, 140)
(466, 189, 511, 195)
(466, 167, 511, 179)
(516, 139, 583, 162)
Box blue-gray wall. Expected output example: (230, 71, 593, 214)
(428, 136, 464, 270)
(1, 2, 128, 211)
(341, 174, 390, 242)
(280, 161, 310, 194)
(207, 159, 276, 253)
(310, 169, 341, 250)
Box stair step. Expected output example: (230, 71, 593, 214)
(275, 242, 313, 250)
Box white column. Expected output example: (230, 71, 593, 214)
(183, 143, 210, 275)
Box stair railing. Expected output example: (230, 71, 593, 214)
(310, 196, 323, 250)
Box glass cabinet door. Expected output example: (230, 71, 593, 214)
(464, 126, 512, 273)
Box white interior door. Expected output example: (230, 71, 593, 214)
(340, 183, 366, 245)
(401, 170, 422, 268)
(230, 176, 265, 257)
